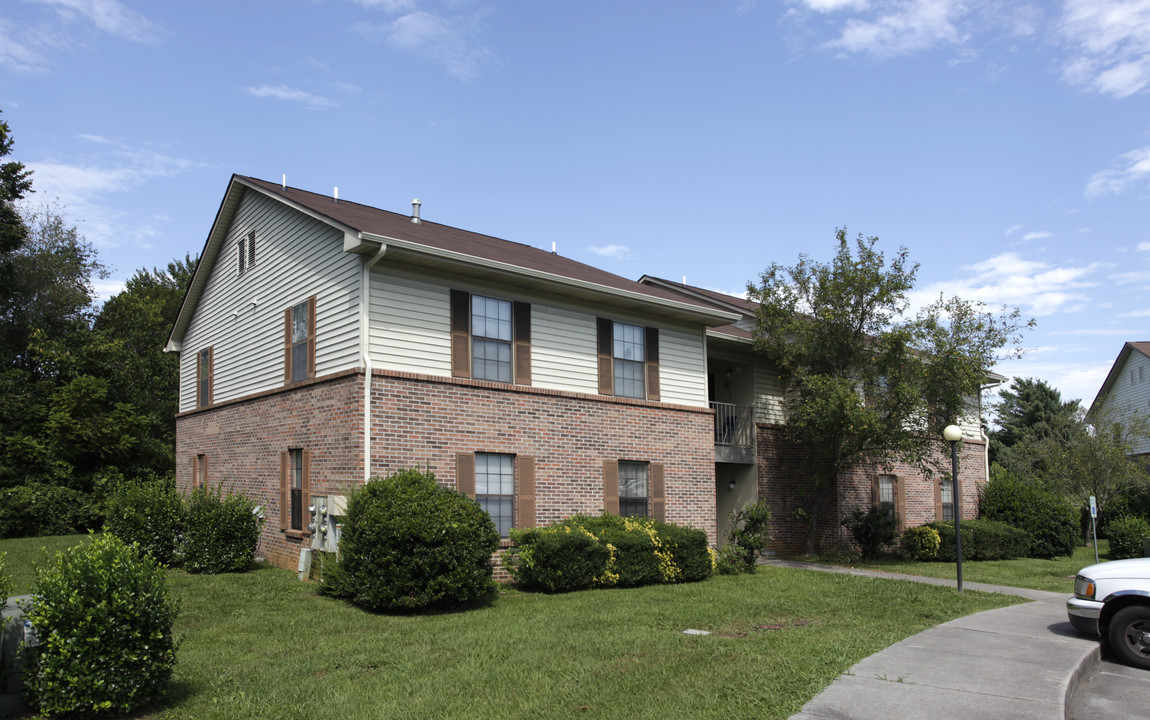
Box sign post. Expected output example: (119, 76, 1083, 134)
(1089, 495, 1098, 566)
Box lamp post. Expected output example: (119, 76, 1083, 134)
(942, 424, 963, 593)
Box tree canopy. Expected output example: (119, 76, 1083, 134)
(988, 377, 1080, 464)
(748, 228, 1032, 552)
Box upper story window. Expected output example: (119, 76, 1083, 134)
(449, 290, 531, 385)
(284, 296, 316, 385)
(618, 461, 649, 518)
(196, 347, 213, 408)
(597, 319, 659, 401)
(238, 231, 256, 276)
(471, 295, 512, 383)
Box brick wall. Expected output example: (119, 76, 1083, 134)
(755, 424, 987, 555)
(176, 368, 718, 572)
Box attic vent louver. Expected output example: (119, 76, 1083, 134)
(411, 199, 421, 225)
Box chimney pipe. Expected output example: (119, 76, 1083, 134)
(411, 198, 421, 224)
(334, 186, 339, 202)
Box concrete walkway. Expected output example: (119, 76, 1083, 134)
(760, 560, 1103, 720)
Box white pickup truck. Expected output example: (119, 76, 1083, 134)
(1068, 558, 1150, 669)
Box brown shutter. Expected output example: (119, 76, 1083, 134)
(280, 451, 289, 531)
(597, 318, 613, 395)
(283, 308, 292, 384)
(516, 455, 536, 529)
(450, 290, 471, 378)
(207, 347, 214, 405)
(456, 452, 475, 498)
(651, 463, 665, 522)
(513, 301, 531, 386)
(871, 476, 881, 506)
(301, 450, 312, 535)
(202, 455, 209, 489)
(895, 475, 906, 531)
(195, 349, 203, 408)
(645, 326, 660, 402)
(190, 455, 198, 489)
(603, 460, 619, 514)
(306, 295, 317, 380)
(934, 478, 943, 521)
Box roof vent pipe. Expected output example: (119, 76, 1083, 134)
(682, 275, 687, 286)
(282, 174, 286, 190)
(411, 198, 421, 224)
(334, 186, 339, 202)
(552, 242, 557, 254)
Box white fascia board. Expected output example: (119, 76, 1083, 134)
(357, 232, 741, 326)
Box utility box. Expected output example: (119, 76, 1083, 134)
(309, 495, 348, 555)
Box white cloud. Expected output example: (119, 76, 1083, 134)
(355, 9, 494, 81)
(245, 84, 336, 108)
(913, 251, 1100, 316)
(1137, 241, 1150, 252)
(1060, 0, 1150, 98)
(24, 137, 204, 251)
(802, 0, 870, 12)
(1004, 223, 1023, 236)
(30, 0, 158, 43)
(1086, 145, 1150, 198)
(829, 0, 969, 56)
(1049, 328, 1140, 335)
(992, 357, 1114, 405)
(1118, 308, 1150, 317)
(1021, 230, 1052, 241)
(1112, 270, 1150, 284)
(588, 244, 632, 260)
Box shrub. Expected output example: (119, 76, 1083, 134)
(326, 468, 499, 611)
(1107, 516, 1150, 560)
(979, 468, 1077, 559)
(900, 525, 941, 561)
(1101, 485, 1150, 539)
(0, 551, 11, 606)
(925, 519, 1032, 561)
(22, 534, 178, 717)
(104, 478, 186, 565)
(504, 526, 610, 593)
(843, 507, 898, 559)
(182, 484, 263, 573)
(722, 499, 771, 573)
(0, 483, 99, 539)
(506, 514, 713, 592)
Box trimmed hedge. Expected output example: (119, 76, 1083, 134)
(842, 507, 898, 559)
(979, 469, 1077, 559)
(104, 479, 186, 565)
(182, 485, 263, 574)
(900, 525, 941, 561)
(0, 483, 99, 539)
(924, 519, 1033, 561)
(23, 534, 178, 717)
(505, 514, 714, 592)
(1107, 516, 1150, 560)
(323, 468, 499, 612)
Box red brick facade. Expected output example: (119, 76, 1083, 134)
(176, 368, 718, 571)
(755, 424, 988, 554)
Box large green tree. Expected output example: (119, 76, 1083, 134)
(988, 377, 1080, 464)
(0, 107, 33, 256)
(748, 229, 1031, 553)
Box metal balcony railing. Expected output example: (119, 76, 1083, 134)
(711, 402, 754, 448)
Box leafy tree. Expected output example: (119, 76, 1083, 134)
(988, 377, 1079, 464)
(748, 229, 1031, 553)
(0, 107, 33, 256)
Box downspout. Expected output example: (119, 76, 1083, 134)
(361, 243, 388, 483)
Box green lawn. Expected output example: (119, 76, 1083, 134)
(810, 541, 1109, 594)
(1, 533, 93, 596)
(2, 536, 1022, 720)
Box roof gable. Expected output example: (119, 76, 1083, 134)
(1089, 341, 1150, 416)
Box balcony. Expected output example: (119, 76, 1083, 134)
(712, 401, 755, 464)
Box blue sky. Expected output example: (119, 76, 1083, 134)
(2, 0, 1148, 409)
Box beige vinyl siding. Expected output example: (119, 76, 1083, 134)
(658, 324, 708, 406)
(1098, 351, 1150, 455)
(753, 361, 787, 425)
(368, 269, 452, 377)
(532, 304, 598, 394)
(957, 395, 982, 439)
(178, 191, 361, 411)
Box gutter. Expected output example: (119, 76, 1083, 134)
(361, 243, 388, 483)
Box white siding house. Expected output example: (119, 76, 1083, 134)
(1089, 342, 1150, 456)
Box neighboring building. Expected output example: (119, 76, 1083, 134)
(168, 176, 993, 570)
(1088, 342, 1150, 457)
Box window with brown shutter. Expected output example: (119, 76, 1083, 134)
(280, 449, 311, 536)
(596, 319, 660, 400)
(284, 296, 316, 385)
(607, 460, 665, 520)
(449, 290, 531, 385)
(196, 347, 213, 408)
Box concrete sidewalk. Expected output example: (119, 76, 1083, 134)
(760, 560, 1102, 720)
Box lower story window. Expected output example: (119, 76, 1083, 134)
(290, 449, 304, 531)
(619, 461, 649, 518)
(476, 452, 514, 536)
(940, 477, 954, 522)
(877, 474, 896, 522)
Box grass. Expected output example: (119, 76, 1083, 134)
(0, 533, 92, 595)
(0, 535, 1022, 720)
(809, 541, 1110, 594)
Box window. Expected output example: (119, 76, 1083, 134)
(940, 477, 955, 522)
(618, 461, 649, 518)
(597, 319, 659, 401)
(877, 474, 895, 522)
(196, 347, 213, 408)
(450, 290, 531, 385)
(280, 449, 311, 536)
(476, 452, 515, 536)
(238, 231, 256, 276)
(284, 297, 316, 384)
(472, 295, 512, 383)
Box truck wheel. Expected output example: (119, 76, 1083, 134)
(1107, 605, 1150, 670)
